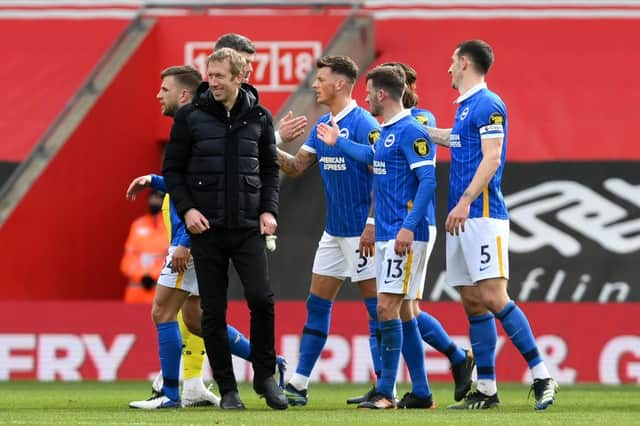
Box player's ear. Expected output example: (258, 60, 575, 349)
(461, 55, 470, 71)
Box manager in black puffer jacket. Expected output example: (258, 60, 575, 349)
(163, 47, 286, 410)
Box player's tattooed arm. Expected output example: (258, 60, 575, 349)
(426, 127, 452, 147)
(276, 147, 317, 177)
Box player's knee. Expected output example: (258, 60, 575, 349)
(478, 288, 510, 313)
(377, 300, 397, 322)
(460, 294, 487, 317)
(151, 302, 168, 324)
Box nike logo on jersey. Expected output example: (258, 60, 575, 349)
(479, 265, 490, 272)
(356, 268, 367, 274)
(383, 279, 396, 284)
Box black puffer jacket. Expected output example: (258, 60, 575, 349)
(163, 82, 279, 229)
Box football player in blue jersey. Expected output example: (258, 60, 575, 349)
(426, 40, 558, 410)
(318, 65, 439, 409)
(375, 62, 475, 403)
(276, 56, 382, 406)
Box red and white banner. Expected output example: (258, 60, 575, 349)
(1, 301, 638, 384)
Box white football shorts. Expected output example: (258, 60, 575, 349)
(375, 239, 429, 300)
(416, 226, 437, 300)
(311, 231, 376, 282)
(157, 245, 199, 296)
(446, 217, 510, 287)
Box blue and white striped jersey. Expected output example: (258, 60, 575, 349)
(411, 107, 437, 228)
(373, 110, 436, 242)
(449, 83, 508, 219)
(302, 100, 380, 237)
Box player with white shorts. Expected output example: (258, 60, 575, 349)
(312, 231, 375, 283)
(158, 245, 199, 296)
(375, 239, 429, 300)
(276, 56, 381, 406)
(446, 218, 509, 287)
(428, 39, 556, 410)
(319, 66, 439, 409)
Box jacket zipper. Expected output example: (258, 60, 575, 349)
(225, 110, 232, 227)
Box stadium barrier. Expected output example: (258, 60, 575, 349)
(1, 301, 637, 384)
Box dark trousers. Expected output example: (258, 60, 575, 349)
(191, 227, 275, 396)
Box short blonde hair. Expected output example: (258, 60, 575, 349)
(206, 47, 246, 77)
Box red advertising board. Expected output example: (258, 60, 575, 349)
(1, 301, 637, 384)
(151, 14, 346, 140)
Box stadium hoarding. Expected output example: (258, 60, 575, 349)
(1, 301, 638, 385)
(264, 162, 640, 302)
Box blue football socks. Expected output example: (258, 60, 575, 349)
(157, 321, 182, 401)
(416, 310, 466, 366)
(402, 318, 431, 398)
(469, 313, 497, 383)
(364, 297, 382, 378)
(295, 294, 333, 377)
(227, 324, 252, 360)
(377, 319, 403, 399)
(496, 301, 543, 368)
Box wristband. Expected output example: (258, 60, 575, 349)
(366, 217, 375, 225)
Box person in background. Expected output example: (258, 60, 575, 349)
(120, 189, 168, 304)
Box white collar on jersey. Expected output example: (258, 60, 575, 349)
(381, 108, 411, 127)
(329, 99, 357, 123)
(454, 82, 488, 104)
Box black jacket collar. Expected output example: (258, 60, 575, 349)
(193, 82, 260, 122)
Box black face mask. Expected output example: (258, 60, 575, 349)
(149, 204, 162, 215)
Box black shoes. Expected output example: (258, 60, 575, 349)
(397, 392, 435, 409)
(346, 384, 376, 405)
(357, 392, 397, 409)
(452, 349, 475, 401)
(531, 378, 559, 410)
(256, 376, 288, 410)
(220, 391, 245, 410)
(448, 390, 500, 409)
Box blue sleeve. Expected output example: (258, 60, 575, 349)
(303, 119, 320, 152)
(175, 224, 191, 248)
(336, 136, 374, 164)
(358, 111, 382, 146)
(170, 200, 191, 248)
(413, 109, 436, 129)
(400, 126, 437, 231)
(473, 98, 506, 139)
(150, 174, 168, 192)
(426, 111, 436, 128)
(403, 169, 436, 231)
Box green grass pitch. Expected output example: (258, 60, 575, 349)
(0, 381, 638, 425)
